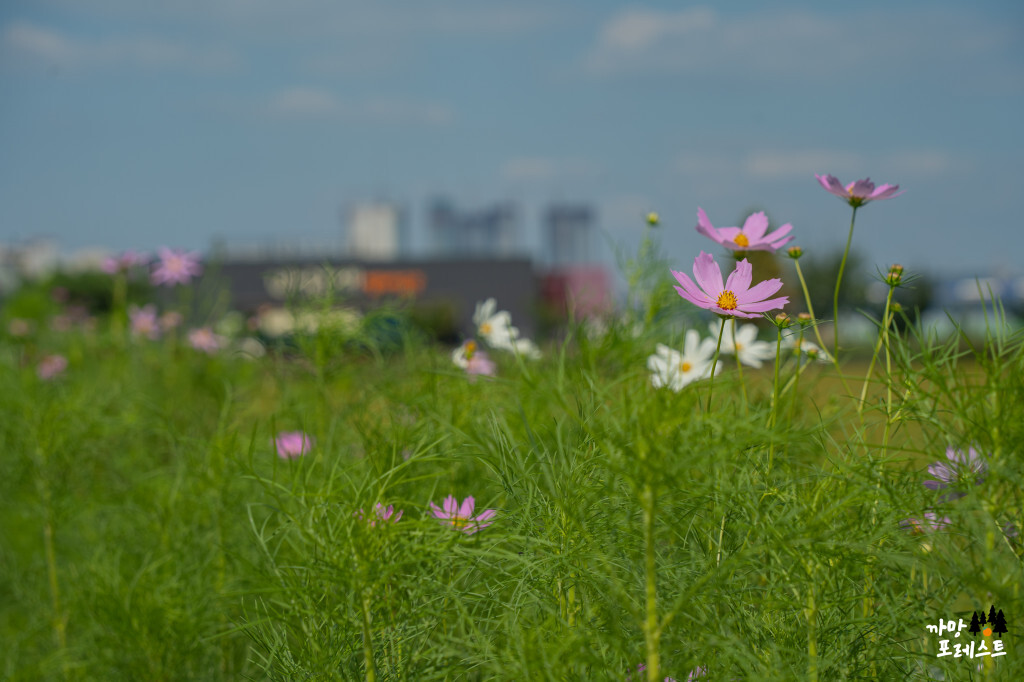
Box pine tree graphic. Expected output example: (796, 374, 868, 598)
(969, 611, 981, 635)
(993, 609, 1008, 639)
(980, 609, 988, 627)
(988, 605, 997, 625)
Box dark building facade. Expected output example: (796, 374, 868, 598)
(210, 256, 537, 339)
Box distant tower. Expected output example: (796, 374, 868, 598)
(429, 199, 518, 257)
(347, 203, 404, 261)
(545, 205, 593, 265)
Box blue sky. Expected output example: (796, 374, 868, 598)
(1, 0, 1022, 280)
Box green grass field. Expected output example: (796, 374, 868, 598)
(2, 285, 1022, 681)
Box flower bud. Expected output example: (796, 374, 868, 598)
(885, 265, 903, 286)
(891, 302, 903, 313)
(787, 246, 803, 259)
(774, 312, 792, 329)
(646, 212, 660, 227)
(797, 312, 813, 326)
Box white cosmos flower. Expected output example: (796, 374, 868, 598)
(647, 329, 719, 391)
(473, 298, 519, 349)
(709, 319, 774, 368)
(781, 334, 832, 363)
(472, 298, 541, 358)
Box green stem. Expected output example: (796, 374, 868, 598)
(642, 483, 660, 682)
(832, 206, 859, 360)
(857, 286, 895, 415)
(705, 318, 727, 413)
(794, 260, 852, 399)
(730, 320, 748, 413)
(361, 590, 377, 682)
(36, 445, 69, 680)
(807, 577, 818, 682)
(767, 328, 783, 477)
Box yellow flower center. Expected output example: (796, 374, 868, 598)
(734, 234, 749, 247)
(678, 361, 692, 373)
(480, 322, 492, 335)
(464, 340, 476, 359)
(449, 515, 470, 530)
(735, 342, 744, 351)
(716, 290, 738, 310)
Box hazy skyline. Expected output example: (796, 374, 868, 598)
(2, 1, 1022, 279)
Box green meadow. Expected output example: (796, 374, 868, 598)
(2, 240, 1022, 681)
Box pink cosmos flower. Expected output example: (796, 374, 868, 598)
(924, 446, 987, 490)
(274, 431, 314, 459)
(129, 304, 161, 340)
(695, 208, 793, 252)
(671, 252, 788, 319)
(9, 319, 32, 337)
(899, 512, 951, 535)
(467, 351, 496, 378)
(159, 311, 183, 332)
(355, 503, 404, 527)
(188, 327, 224, 354)
(430, 495, 496, 534)
(102, 250, 147, 274)
(151, 247, 202, 286)
(37, 354, 68, 380)
(815, 174, 903, 207)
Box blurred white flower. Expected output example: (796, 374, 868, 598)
(647, 329, 719, 391)
(709, 319, 774, 368)
(781, 334, 832, 363)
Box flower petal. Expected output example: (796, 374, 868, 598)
(737, 277, 783, 303)
(741, 212, 769, 240)
(459, 496, 475, 518)
(815, 173, 847, 198)
(724, 259, 752, 294)
(671, 270, 709, 304)
(695, 208, 723, 244)
(692, 252, 724, 296)
(443, 495, 458, 515)
(737, 295, 789, 313)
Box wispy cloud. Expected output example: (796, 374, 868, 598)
(500, 156, 602, 182)
(675, 148, 956, 181)
(1, 21, 238, 72)
(584, 6, 1020, 88)
(266, 87, 454, 125)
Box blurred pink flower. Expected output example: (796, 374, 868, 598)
(50, 315, 73, 333)
(899, 512, 951, 535)
(274, 431, 314, 459)
(151, 247, 202, 286)
(815, 174, 903, 207)
(37, 354, 67, 380)
(188, 327, 224, 354)
(672, 252, 788, 319)
(355, 503, 404, 527)
(430, 495, 496, 534)
(8, 319, 32, 337)
(466, 351, 496, 377)
(129, 304, 161, 340)
(695, 208, 793, 252)
(159, 310, 183, 332)
(924, 446, 987, 491)
(102, 250, 148, 274)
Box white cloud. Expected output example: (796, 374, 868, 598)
(743, 150, 864, 180)
(500, 156, 601, 182)
(266, 87, 454, 125)
(599, 7, 715, 51)
(584, 6, 1018, 84)
(1, 21, 238, 72)
(673, 148, 957, 183)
